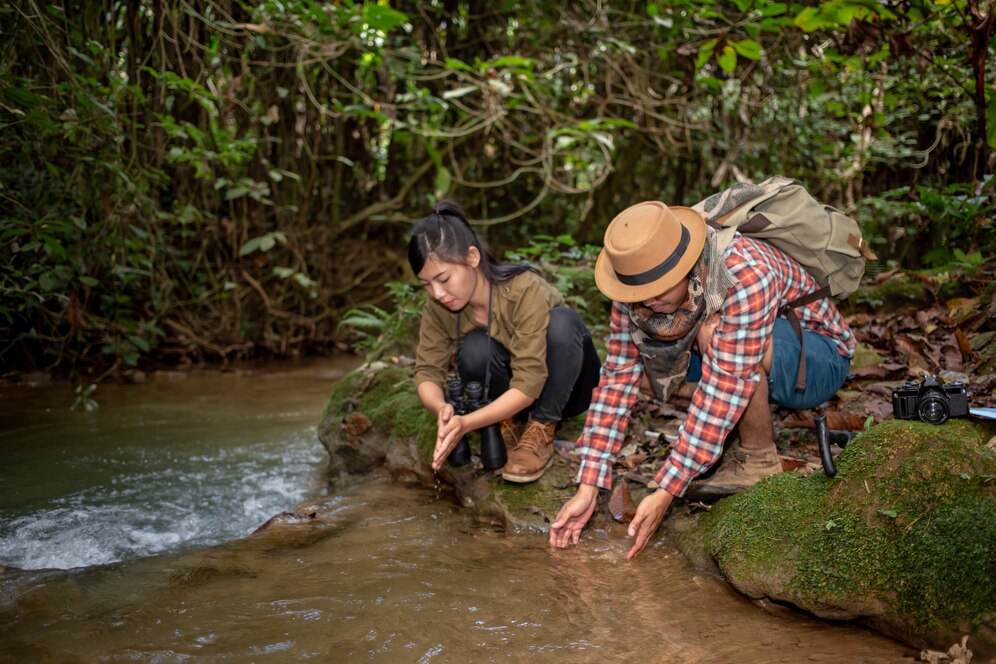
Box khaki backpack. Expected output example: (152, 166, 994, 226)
(691, 176, 877, 390)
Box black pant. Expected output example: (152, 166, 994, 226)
(456, 306, 601, 423)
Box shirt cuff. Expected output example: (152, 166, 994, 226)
(655, 457, 696, 497)
(576, 456, 613, 491)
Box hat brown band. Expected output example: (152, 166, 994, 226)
(614, 225, 690, 287)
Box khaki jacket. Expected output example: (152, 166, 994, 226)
(414, 270, 564, 399)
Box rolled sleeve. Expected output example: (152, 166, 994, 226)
(506, 279, 553, 399)
(655, 258, 777, 497)
(575, 302, 642, 490)
(414, 305, 455, 390)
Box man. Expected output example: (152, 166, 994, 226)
(549, 197, 855, 558)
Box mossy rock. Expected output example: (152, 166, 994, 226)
(318, 362, 599, 531)
(675, 418, 996, 657)
(844, 274, 928, 314)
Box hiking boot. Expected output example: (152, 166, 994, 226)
(684, 441, 782, 500)
(500, 418, 521, 454)
(501, 417, 556, 483)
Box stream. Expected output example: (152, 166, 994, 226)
(0, 359, 920, 662)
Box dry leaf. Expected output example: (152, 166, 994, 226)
(341, 413, 372, 436)
(608, 482, 637, 523)
(954, 328, 974, 357)
(621, 454, 649, 470)
(780, 457, 807, 472)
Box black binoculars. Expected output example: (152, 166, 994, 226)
(445, 378, 507, 470)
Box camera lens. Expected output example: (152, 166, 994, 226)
(917, 393, 950, 425)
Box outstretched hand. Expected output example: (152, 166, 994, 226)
(550, 484, 599, 548)
(626, 489, 674, 559)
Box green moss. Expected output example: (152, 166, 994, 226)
(845, 275, 927, 313)
(323, 364, 436, 457)
(492, 459, 577, 529)
(851, 343, 886, 370)
(695, 418, 996, 639)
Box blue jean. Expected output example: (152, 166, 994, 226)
(686, 317, 850, 409)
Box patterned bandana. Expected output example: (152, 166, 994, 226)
(627, 229, 735, 400)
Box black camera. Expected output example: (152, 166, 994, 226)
(445, 378, 507, 470)
(891, 375, 969, 425)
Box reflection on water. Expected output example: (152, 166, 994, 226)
(1, 478, 917, 662)
(0, 358, 360, 569)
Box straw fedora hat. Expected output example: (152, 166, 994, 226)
(594, 201, 707, 303)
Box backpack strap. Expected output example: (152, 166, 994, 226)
(777, 285, 832, 391)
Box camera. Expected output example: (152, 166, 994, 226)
(445, 378, 508, 470)
(891, 375, 969, 425)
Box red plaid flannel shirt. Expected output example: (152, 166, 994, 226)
(575, 234, 855, 496)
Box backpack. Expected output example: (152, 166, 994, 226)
(691, 176, 877, 390)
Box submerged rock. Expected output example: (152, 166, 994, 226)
(318, 362, 996, 658)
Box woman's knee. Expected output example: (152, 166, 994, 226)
(546, 306, 585, 348)
(457, 329, 491, 372)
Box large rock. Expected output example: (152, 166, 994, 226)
(672, 418, 996, 659)
(318, 362, 996, 657)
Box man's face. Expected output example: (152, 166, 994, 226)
(639, 278, 689, 314)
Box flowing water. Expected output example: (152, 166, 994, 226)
(0, 359, 920, 662)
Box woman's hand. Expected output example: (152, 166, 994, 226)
(626, 489, 674, 559)
(431, 404, 467, 470)
(550, 484, 599, 548)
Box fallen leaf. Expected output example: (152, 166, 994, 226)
(341, 413, 372, 436)
(852, 365, 890, 380)
(621, 454, 648, 469)
(608, 482, 637, 523)
(940, 343, 963, 371)
(954, 328, 973, 357)
(867, 267, 901, 285)
(916, 310, 938, 335)
(780, 457, 807, 472)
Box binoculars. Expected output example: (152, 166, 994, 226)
(445, 378, 508, 470)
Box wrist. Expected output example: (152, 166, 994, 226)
(577, 483, 599, 500)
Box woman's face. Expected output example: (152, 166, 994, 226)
(416, 249, 481, 311)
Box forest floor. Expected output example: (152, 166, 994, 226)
(598, 265, 996, 494)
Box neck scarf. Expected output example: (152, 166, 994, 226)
(628, 229, 735, 400)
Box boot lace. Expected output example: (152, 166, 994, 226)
(518, 421, 553, 455)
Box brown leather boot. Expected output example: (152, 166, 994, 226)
(499, 418, 521, 454)
(501, 417, 556, 483)
(684, 441, 782, 500)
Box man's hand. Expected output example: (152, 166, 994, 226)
(626, 489, 674, 559)
(550, 484, 599, 548)
(431, 404, 465, 470)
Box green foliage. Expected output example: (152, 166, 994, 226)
(505, 234, 607, 332)
(338, 281, 426, 360)
(858, 178, 996, 269)
(0, 0, 991, 378)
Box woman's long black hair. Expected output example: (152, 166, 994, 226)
(408, 199, 531, 283)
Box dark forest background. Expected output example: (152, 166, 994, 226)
(1, 0, 993, 380)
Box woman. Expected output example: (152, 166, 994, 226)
(409, 200, 601, 483)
